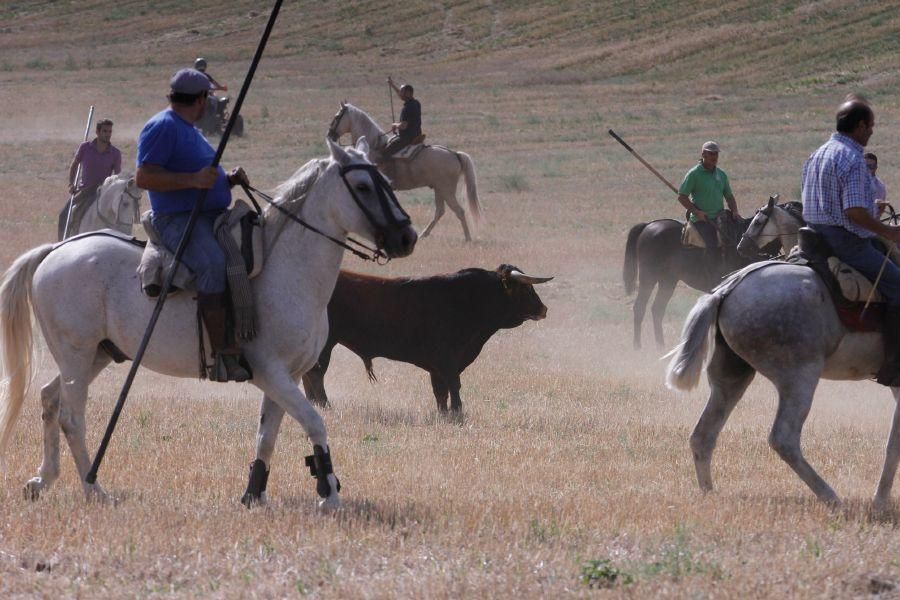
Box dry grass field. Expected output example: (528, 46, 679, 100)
(2, 0, 900, 597)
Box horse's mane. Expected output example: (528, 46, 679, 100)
(264, 158, 329, 231)
(262, 148, 372, 247)
(343, 103, 386, 148)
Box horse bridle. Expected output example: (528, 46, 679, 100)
(326, 104, 392, 148)
(741, 202, 804, 244)
(96, 182, 142, 226)
(338, 163, 411, 229)
(242, 163, 410, 264)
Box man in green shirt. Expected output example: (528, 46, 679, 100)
(677, 140, 741, 269)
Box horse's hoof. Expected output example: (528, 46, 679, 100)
(83, 482, 114, 505)
(23, 478, 45, 501)
(240, 491, 268, 508)
(317, 495, 341, 513)
(872, 497, 893, 515)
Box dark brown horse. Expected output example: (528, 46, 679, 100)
(623, 202, 784, 349)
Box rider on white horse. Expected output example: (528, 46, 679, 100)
(801, 99, 900, 386)
(135, 68, 250, 382)
(384, 76, 421, 157)
(59, 118, 122, 240)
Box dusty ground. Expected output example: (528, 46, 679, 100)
(1, 1, 900, 597)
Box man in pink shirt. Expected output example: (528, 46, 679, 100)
(58, 118, 122, 239)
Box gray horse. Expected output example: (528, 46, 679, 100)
(666, 260, 900, 508)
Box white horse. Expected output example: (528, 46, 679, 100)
(327, 102, 481, 241)
(735, 196, 804, 259)
(0, 138, 416, 509)
(76, 173, 144, 236)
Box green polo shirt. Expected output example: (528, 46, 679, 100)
(679, 163, 733, 221)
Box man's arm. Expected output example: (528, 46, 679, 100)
(725, 193, 740, 219)
(135, 164, 218, 192)
(206, 74, 226, 91)
(67, 155, 80, 194)
(387, 76, 400, 97)
(113, 150, 122, 175)
(677, 192, 706, 220)
(846, 207, 900, 243)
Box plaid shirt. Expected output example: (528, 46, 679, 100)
(801, 133, 874, 238)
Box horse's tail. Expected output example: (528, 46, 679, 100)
(664, 291, 723, 391)
(0, 244, 54, 461)
(456, 151, 482, 226)
(623, 223, 647, 296)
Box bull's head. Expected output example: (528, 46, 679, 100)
(498, 264, 552, 324)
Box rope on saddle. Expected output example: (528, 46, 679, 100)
(215, 211, 257, 341)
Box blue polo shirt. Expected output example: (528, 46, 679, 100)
(137, 109, 231, 214)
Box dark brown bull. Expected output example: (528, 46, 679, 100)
(301, 264, 552, 412)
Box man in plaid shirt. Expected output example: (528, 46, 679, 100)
(802, 99, 900, 386)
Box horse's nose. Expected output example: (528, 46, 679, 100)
(384, 225, 417, 258)
(737, 237, 759, 258)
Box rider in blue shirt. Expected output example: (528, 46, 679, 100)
(135, 68, 250, 382)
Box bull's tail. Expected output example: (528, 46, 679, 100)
(664, 291, 724, 391)
(457, 151, 482, 227)
(363, 358, 377, 383)
(0, 244, 54, 462)
(623, 223, 647, 296)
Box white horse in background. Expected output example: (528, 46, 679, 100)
(328, 102, 481, 241)
(0, 138, 417, 509)
(76, 173, 144, 236)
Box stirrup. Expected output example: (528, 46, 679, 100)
(208, 353, 252, 382)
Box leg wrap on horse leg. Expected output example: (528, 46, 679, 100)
(240, 458, 269, 507)
(305, 445, 341, 498)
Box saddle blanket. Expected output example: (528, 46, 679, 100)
(137, 200, 264, 296)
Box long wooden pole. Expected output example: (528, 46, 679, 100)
(608, 128, 679, 194)
(62, 105, 95, 239)
(86, 0, 284, 485)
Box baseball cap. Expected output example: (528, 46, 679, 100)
(169, 68, 212, 95)
(701, 141, 721, 153)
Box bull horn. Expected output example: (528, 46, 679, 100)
(509, 270, 553, 285)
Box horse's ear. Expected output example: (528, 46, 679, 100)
(767, 196, 775, 210)
(327, 137, 350, 164)
(341, 99, 347, 107)
(355, 136, 370, 156)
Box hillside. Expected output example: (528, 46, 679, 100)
(2, 0, 900, 97)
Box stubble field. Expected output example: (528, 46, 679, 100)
(2, 1, 900, 597)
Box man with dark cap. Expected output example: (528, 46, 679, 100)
(677, 140, 741, 278)
(135, 68, 250, 382)
(383, 76, 422, 157)
(194, 57, 227, 125)
(802, 98, 900, 386)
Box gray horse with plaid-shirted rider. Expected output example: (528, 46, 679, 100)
(666, 258, 900, 508)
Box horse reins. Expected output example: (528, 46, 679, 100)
(241, 181, 393, 264)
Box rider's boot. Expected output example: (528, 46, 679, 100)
(876, 304, 900, 387)
(198, 292, 251, 383)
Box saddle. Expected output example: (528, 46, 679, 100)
(681, 211, 744, 249)
(391, 134, 427, 160)
(788, 227, 884, 331)
(137, 199, 264, 297)
(681, 220, 720, 249)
